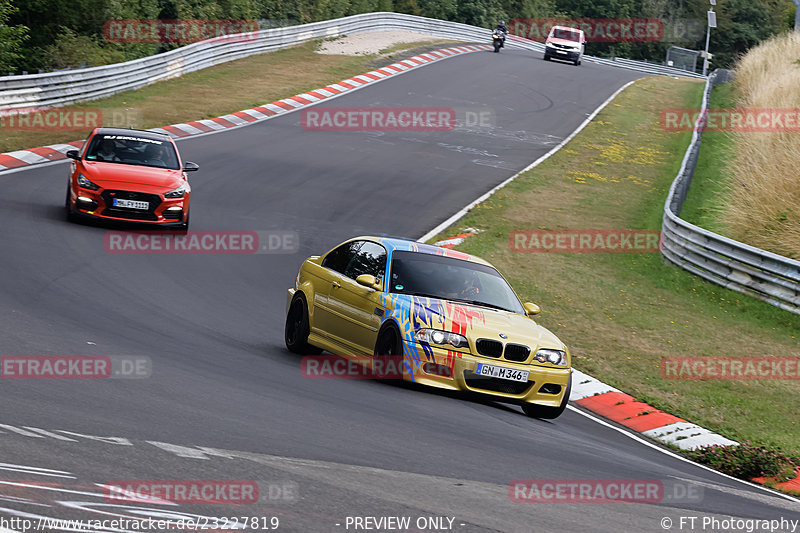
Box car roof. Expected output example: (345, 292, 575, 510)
(347, 235, 493, 267)
(92, 127, 173, 143)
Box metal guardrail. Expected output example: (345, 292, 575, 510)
(0, 12, 703, 110)
(661, 70, 800, 314)
(596, 56, 705, 78)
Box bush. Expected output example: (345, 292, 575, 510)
(685, 441, 798, 482)
(42, 27, 128, 69)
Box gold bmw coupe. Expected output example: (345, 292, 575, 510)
(285, 236, 572, 419)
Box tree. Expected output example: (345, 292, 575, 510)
(417, 0, 457, 20)
(456, 0, 506, 28)
(348, 0, 382, 14)
(501, 0, 559, 19)
(0, 0, 28, 73)
(394, 0, 421, 16)
(711, 0, 786, 67)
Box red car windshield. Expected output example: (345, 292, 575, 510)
(551, 28, 581, 42)
(85, 134, 180, 170)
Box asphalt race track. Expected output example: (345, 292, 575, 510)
(1, 48, 798, 532)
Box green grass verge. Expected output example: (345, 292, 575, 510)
(679, 81, 737, 233)
(427, 76, 800, 455)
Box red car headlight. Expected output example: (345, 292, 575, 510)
(164, 184, 188, 198)
(77, 174, 100, 191)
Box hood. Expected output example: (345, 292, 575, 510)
(546, 37, 582, 48)
(385, 294, 565, 351)
(79, 161, 184, 191)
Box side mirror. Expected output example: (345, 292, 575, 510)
(65, 150, 79, 160)
(183, 161, 199, 172)
(356, 274, 380, 290)
(523, 302, 541, 316)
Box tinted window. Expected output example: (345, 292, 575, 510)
(322, 241, 362, 274)
(344, 242, 387, 283)
(85, 134, 180, 170)
(389, 251, 524, 313)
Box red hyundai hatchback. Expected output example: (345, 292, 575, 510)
(65, 127, 198, 229)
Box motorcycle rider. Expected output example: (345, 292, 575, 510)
(493, 20, 508, 48)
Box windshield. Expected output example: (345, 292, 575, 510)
(389, 250, 525, 314)
(85, 134, 180, 170)
(551, 28, 581, 42)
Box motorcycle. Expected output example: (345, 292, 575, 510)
(492, 30, 506, 53)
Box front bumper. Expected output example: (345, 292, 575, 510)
(70, 186, 188, 225)
(405, 342, 571, 407)
(545, 46, 580, 60)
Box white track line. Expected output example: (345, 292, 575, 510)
(567, 405, 800, 503)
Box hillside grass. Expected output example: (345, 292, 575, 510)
(719, 32, 800, 259)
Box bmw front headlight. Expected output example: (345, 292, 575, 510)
(77, 174, 100, 191)
(164, 184, 187, 198)
(415, 329, 469, 349)
(534, 348, 567, 366)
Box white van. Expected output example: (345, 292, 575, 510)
(544, 25, 586, 66)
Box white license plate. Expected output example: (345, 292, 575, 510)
(557, 50, 567, 54)
(113, 198, 149, 210)
(475, 363, 529, 383)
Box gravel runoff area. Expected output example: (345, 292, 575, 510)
(315, 30, 450, 56)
